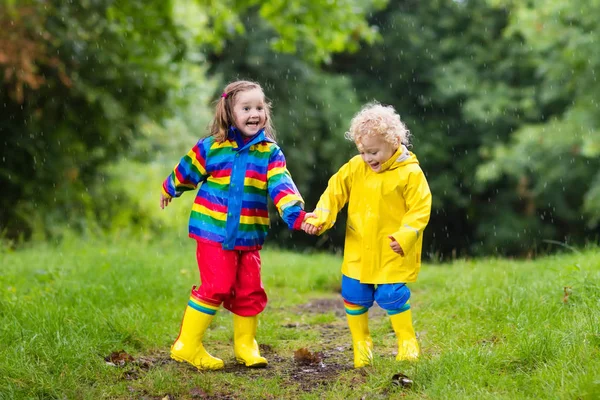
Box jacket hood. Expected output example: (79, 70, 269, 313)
(379, 145, 418, 172)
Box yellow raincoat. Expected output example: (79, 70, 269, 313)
(309, 146, 431, 284)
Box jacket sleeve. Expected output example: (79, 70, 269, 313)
(267, 147, 306, 230)
(390, 168, 431, 254)
(306, 161, 353, 234)
(162, 139, 209, 198)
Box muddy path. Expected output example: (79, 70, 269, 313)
(108, 298, 394, 399)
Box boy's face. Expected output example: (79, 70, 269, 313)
(357, 135, 397, 172)
(232, 88, 267, 137)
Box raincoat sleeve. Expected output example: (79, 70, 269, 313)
(390, 169, 431, 255)
(306, 161, 353, 233)
(162, 139, 209, 199)
(267, 147, 306, 230)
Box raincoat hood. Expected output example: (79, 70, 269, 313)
(377, 145, 415, 173)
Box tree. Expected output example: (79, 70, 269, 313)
(0, 0, 384, 241)
(477, 0, 600, 248)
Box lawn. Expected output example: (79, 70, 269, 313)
(0, 235, 598, 399)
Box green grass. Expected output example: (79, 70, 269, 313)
(1, 235, 599, 399)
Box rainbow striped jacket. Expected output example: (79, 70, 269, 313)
(162, 128, 306, 250)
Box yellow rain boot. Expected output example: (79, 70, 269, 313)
(233, 315, 268, 367)
(347, 312, 373, 368)
(170, 295, 224, 370)
(389, 309, 420, 361)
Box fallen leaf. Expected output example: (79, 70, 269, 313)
(293, 348, 323, 365)
(563, 286, 572, 304)
(104, 350, 134, 367)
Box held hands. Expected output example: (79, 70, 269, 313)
(301, 212, 322, 235)
(160, 193, 172, 209)
(388, 235, 405, 256)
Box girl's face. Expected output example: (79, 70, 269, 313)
(357, 135, 397, 172)
(232, 88, 267, 137)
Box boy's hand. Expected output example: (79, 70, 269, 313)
(388, 235, 404, 256)
(160, 193, 172, 209)
(301, 212, 322, 235)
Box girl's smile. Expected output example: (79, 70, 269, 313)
(232, 88, 267, 137)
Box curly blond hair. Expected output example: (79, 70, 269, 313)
(344, 102, 410, 149)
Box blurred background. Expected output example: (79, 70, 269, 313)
(1, 0, 599, 259)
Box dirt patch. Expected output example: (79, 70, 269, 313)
(220, 322, 353, 393)
(294, 297, 387, 318)
(125, 298, 391, 397)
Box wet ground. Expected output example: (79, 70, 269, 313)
(108, 298, 393, 399)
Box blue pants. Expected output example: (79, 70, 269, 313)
(341, 275, 410, 312)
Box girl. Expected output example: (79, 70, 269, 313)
(302, 102, 432, 368)
(161, 80, 312, 370)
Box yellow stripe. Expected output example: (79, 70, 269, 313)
(245, 177, 267, 190)
(173, 175, 196, 189)
(191, 203, 227, 221)
(189, 297, 219, 311)
(267, 166, 286, 179)
(212, 140, 236, 149)
(240, 215, 270, 225)
(276, 194, 302, 208)
(208, 175, 230, 186)
(188, 153, 207, 176)
(251, 143, 271, 153)
(344, 303, 364, 311)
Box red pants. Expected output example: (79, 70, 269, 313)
(193, 240, 267, 316)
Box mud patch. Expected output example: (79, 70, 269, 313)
(294, 297, 387, 318)
(141, 298, 390, 396)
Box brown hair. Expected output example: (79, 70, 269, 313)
(209, 80, 276, 142)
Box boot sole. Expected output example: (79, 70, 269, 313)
(236, 358, 268, 368)
(171, 353, 224, 370)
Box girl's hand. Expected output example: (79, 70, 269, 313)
(301, 212, 322, 235)
(160, 194, 172, 209)
(388, 235, 404, 256)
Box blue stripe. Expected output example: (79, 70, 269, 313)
(177, 159, 202, 183)
(246, 162, 268, 174)
(243, 193, 268, 203)
(235, 235, 265, 248)
(188, 300, 217, 315)
(202, 190, 229, 206)
(207, 160, 233, 171)
(189, 227, 224, 242)
(386, 303, 411, 316)
(345, 307, 369, 316)
(241, 200, 268, 209)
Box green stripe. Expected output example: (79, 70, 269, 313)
(208, 147, 234, 158)
(386, 303, 411, 316)
(190, 212, 226, 228)
(238, 222, 269, 232)
(248, 150, 271, 159)
(205, 180, 228, 191)
(345, 307, 368, 316)
(244, 185, 265, 195)
(183, 154, 202, 176)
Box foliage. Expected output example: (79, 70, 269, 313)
(206, 9, 362, 249)
(188, 0, 387, 63)
(0, 0, 382, 242)
(3, 0, 599, 257)
(0, 0, 188, 240)
(1, 236, 598, 398)
(322, 0, 600, 256)
(477, 0, 600, 234)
